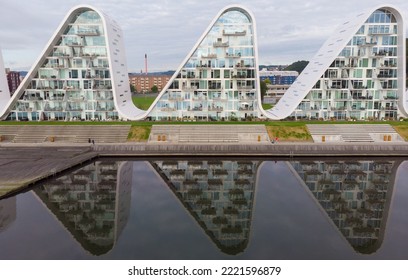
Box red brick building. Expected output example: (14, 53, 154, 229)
(6, 70, 21, 95)
(129, 74, 171, 93)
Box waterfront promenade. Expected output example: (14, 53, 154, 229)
(1, 123, 408, 198)
(1, 141, 408, 199)
(93, 142, 408, 157)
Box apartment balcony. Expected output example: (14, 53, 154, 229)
(357, 41, 377, 46)
(91, 75, 107, 80)
(186, 74, 198, 79)
(82, 53, 104, 59)
(48, 53, 71, 58)
(168, 97, 184, 101)
(226, 53, 241, 58)
(95, 96, 114, 100)
(208, 106, 223, 112)
(201, 54, 217, 59)
(52, 65, 68, 69)
(65, 42, 83, 47)
(182, 85, 198, 90)
(211, 97, 227, 102)
(192, 96, 206, 101)
(377, 75, 396, 80)
(44, 106, 64, 112)
(237, 86, 254, 90)
(368, 30, 391, 35)
(66, 107, 83, 112)
(196, 64, 211, 69)
(76, 30, 100, 36)
(64, 86, 80, 91)
(93, 85, 112, 90)
(350, 107, 366, 111)
(372, 51, 388, 57)
(238, 106, 254, 111)
(232, 74, 247, 79)
(213, 41, 229, 48)
(161, 107, 176, 112)
(381, 106, 397, 110)
(351, 95, 373, 100)
(223, 30, 246, 36)
(188, 106, 203, 111)
(235, 63, 253, 69)
(25, 96, 44, 101)
(68, 97, 85, 102)
(342, 64, 358, 68)
(95, 107, 114, 112)
(351, 85, 367, 90)
(379, 63, 397, 68)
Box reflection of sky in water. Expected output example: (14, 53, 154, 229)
(1, 160, 408, 260)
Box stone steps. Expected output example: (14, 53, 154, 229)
(341, 134, 374, 142)
(307, 124, 401, 143)
(0, 125, 131, 143)
(149, 124, 269, 143)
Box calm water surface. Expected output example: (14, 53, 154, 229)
(1, 158, 408, 259)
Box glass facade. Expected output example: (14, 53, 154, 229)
(33, 161, 132, 255)
(290, 159, 397, 253)
(8, 10, 118, 121)
(151, 159, 257, 254)
(147, 9, 259, 121)
(292, 9, 401, 121)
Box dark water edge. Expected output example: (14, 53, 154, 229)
(1, 157, 408, 260)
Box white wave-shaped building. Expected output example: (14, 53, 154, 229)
(0, 5, 406, 121)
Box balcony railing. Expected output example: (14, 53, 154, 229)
(201, 54, 217, 59)
(160, 107, 176, 111)
(223, 30, 246, 36)
(76, 30, 100, 36)
(213, 42, 229, 47)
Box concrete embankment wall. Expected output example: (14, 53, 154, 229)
(93, 143, 408, 157)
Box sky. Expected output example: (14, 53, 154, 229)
(1, 0, 408, 72)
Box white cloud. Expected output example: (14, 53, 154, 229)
(1, 0, 407, 71)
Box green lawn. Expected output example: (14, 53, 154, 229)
(262, 104, 273, 110)
(132, 95, 156, 110)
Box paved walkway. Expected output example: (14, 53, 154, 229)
(2, 141, 408, 199)
(0, 145, 97, 198)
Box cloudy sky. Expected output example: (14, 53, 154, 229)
(1, 0, 408, 72)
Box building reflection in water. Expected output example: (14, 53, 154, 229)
(17, 157, 402, 257)
(289, 159, 401, 254)
(33, 161, 132, 255)
(150, 160, 259, 255)
(0, 197, 16, 233)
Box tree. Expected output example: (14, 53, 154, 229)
(129, 84, 136, 93)
(151, 85, 158, 93)
(260, 80, 267, 102)
(284, 60, 309, 73)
